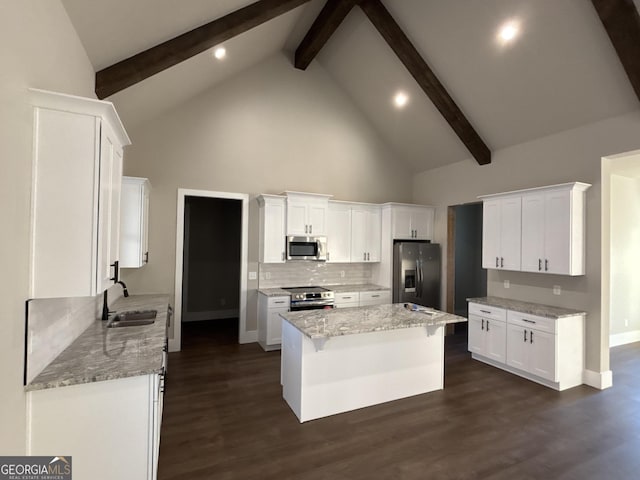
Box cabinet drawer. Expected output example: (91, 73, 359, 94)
(507, 311, 556, 334)
(468, 303, 507, 322)
(335, 292, 360, 305)
(360, 290, 391, 304)
(268, 296, 290, 308)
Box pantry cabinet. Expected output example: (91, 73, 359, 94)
(389, 204, 434, 240)
(258, 195, 286, 263)
(29, 89, 130, 298)
(480, 182, 590, 275)
(283, 192, 331, 236)
(120, 177, 151, 268)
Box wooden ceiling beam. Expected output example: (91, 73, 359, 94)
(294, 0, 357, 70)
(95, 0, 311, 99)
(359, 0, 491, 165)
(591, 0, 640, 101)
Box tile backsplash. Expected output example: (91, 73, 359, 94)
(259, 262, 373, 288)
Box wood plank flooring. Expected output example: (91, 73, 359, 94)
(158, 320, 640, 480)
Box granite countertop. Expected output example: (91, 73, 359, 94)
(280, 303, 466, 339)
(27, 294, 170, 391)
(467, 296, 586, 318)
(258, 284, 389, 297)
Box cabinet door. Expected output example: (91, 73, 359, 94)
(485, 319, 507, 363)
(142, 182, 150, 264)
(412, 208, 434, 240)
(482, 200, 501, 269)
(366, 208, 381, 262)
(544, 190, 571, 275)
(392, 209, 413, 239)
(468, 315, 485, 355)
(97, 121, 122, 292)
(506, 323, 528, 371)
(267, 308, 288, 345)
(262, 201, 286, 263)
(500, 197, 521, 271)
(286, 201, 308, 235)
(308, 204, 327, 235)
(350, 208, 367, 262)
(521, 194, 545, 273)
(529, 329, 557, 381)
(327, 204, 351, 263)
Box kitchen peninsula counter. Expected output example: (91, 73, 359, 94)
(279, 304, 466, 423)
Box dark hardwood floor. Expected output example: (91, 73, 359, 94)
(158, 320, 640, 479)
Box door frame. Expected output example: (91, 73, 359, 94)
(171, 188, 250, 352)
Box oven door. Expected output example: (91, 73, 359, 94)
(287, 236, 327, 261)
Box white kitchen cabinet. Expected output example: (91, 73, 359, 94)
(29, 89, 130, 298)
(467, 304, 507, 364)
(283, 192, 331, 236)
(359, 290, 391, 306)
(389, 204, 435, 240)
(27, 373, 163, 480)
(481, 196, 521, 271)
(327, 202, 352, 263)
(120, 177, 151, 268)
(258, 195, 286, 263)
(351, 205, 381, 262)
(334, 291, 360, 308)
(520, 183, 590, 275)
(258, 294, 290, 351)
(469, 301, 585, 391)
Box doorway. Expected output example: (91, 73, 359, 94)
(446, 203, 487, 319)
(172, 189, 249, 352)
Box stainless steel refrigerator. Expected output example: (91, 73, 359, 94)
(393, 241, 441, 309)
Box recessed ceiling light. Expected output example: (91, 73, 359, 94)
(497, 20, 520, 44)
(213, 47, 226, 60)
(394, 92, 408, 108)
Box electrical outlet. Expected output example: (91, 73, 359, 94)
(265, 272, 271, 280)
(248, 271, 257, 280)
(553, 285, 561, 295)
(340, 270, 345, 278)
(504, 279, 510, 289)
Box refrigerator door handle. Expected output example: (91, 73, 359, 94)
(416, 259, 423, 298)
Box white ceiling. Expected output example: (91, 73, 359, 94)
(61, 0, 640, 172)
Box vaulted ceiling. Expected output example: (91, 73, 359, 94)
(61, 0, 640, 172)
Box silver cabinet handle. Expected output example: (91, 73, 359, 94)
(523, 319, 536, 324)
(480, 309, 491, 314)
(367, 252, 370, 261)
(371, 294, 380, 298)
(500, 257, 504, 268)
(343, 296, 352, 299)
(495, 257, 499, 268)
(327, 251, 330, 261)
(282, 251, 285, 261)
(545, 259, 549, 271)
(310, 224, 313, 234)
(530, 331, 534, 343)
(486, 320, 490, 332)
(481, 319, 484, 330)
(364, 252, 366, 261)
(274, 300, 286, 304)
(538, 259, 542, 271)
(524, 329, 527, 342)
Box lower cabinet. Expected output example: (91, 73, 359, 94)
(359, 290, 391, 306)
(468, 301, 584, 391)
(27, 373, 164, 480)
(334, 291, 360, 308)
(258, 294, 290, 351)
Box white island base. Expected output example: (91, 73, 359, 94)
(281, 320, 445, 423)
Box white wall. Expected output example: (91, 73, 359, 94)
(121, 52, 413, 335)
(413, 110, 640, 375)
(0, 0, 95, 453)
(609, 174, 640, 341)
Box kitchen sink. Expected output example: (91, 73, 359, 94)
(107, 309, 157, 328)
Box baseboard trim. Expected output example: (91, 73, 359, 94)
(240, 329, 258, 344)
(583, 369, 613, 390)
(610, 330, 640, 347)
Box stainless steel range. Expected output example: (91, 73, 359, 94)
(283, 286, 334, 311)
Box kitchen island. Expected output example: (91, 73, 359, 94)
(279, 304, 466, 422)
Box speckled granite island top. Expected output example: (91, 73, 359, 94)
(258, 283, 389, 297)
(280, 304, 466, 339)
(27, 294, 169, 391)
(467, 296, 586, 318)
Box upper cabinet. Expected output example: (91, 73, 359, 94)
(327, 202, 351, 263)
(481, 196, 522, 271)
(389, 204, 435, 240)
(480, 182, 590, 276)
(257, 195, 286, 263)
(120, 177, 151, 268)
(29, 89, 130, 298)
(351, 205, 381, 262)
(283, 192, 331, 236)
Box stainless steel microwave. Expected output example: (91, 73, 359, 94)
(286, 236, 327, 261)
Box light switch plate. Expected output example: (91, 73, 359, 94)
(504, 279, 510, 289)
(248, 271, 257, 280)
(553, 285, 561, 295)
